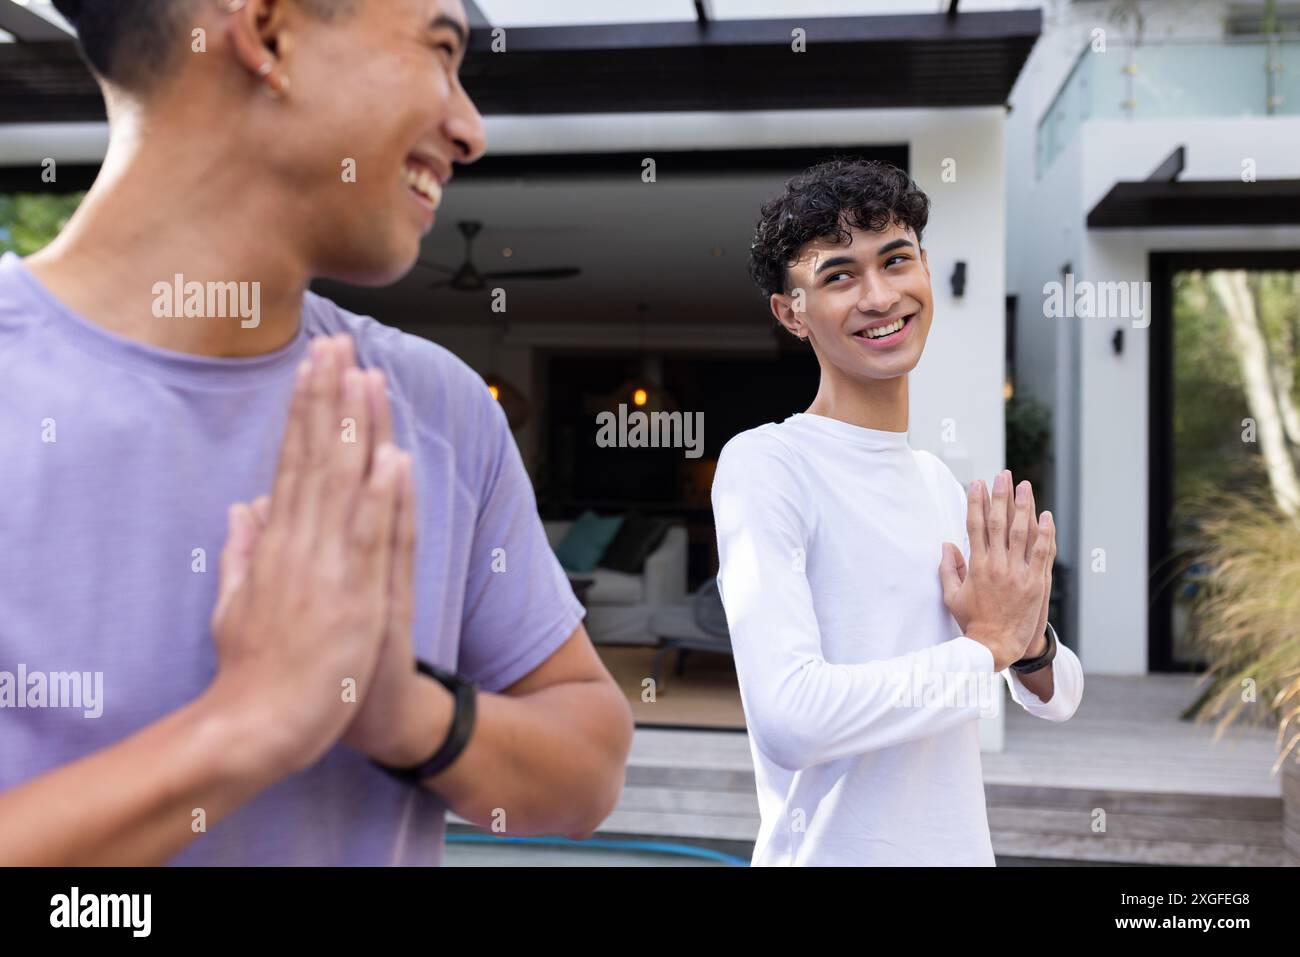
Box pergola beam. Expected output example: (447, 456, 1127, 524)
(0, 0, 73, 41)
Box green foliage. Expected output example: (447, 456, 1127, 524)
(1182, 492, 1300, 771)
(1005, 392, 1052, 495)
(1175, 268, 1300, 738)
(1263, 0, 1280, 36)
(1107, 0, 1147, 44)
(0, 193, 85, 256)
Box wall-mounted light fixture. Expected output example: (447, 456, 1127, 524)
(950, 261, 967, 298)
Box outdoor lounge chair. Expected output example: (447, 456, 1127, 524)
(649, 578, 732, 689)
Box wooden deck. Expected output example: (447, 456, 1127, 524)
(595, 674, 1288, 865)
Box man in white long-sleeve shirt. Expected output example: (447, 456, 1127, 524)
(713, 159, 1084, 866)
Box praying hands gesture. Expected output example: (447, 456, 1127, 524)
(938, 469, 1055, 671)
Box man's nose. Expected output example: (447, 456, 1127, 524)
(446, 85, 487, 166)
(858, 278, 901, 315)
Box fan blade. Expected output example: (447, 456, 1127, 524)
(481, 267, 581, 281)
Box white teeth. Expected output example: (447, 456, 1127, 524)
(861, 317, 905, 339)
(402, 164, 443, 209)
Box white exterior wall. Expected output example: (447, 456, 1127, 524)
(1010, 126, 1084, 658)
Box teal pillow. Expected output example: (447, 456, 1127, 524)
(554, 510, 625, 573)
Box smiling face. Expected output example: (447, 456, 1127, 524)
(217, 0, 486, 285)
(772, 219, 934, 384)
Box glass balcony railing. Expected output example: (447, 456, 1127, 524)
(1036, 37, 1300, 177)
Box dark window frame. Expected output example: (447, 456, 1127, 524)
(1147, 248, 1300, 672)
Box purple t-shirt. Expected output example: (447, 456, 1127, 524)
(0, 252, 585, 865)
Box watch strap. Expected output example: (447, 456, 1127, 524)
(373, 660, 477, 784)
(1011, 621, 1058, 674)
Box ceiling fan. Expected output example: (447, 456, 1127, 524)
(414, 220, 581, 291)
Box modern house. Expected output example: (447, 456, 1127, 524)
(0, 0, 1035, 728)
(3, 0, 1294, 865)
(1004, 0, 1300, 676)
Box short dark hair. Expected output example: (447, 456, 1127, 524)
(52, 0, 356, 90)
(748, 158, 931, 301)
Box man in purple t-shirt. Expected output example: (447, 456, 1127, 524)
(0, 0, 633, 865)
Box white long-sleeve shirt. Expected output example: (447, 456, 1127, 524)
(711, 412, 1084, 866)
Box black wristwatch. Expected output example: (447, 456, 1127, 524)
(1011, 621, 1058, 675)
(372, 660, 477, 785)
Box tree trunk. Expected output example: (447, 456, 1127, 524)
(1208, 270, 1300, 516)
(1271, 352, 1300, 449)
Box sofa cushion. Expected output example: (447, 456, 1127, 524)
(553, 510, 624, 573)
(598, 510, 670, 574)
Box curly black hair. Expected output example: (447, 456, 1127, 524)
(748, 158, 931, 301)
(52, 0, 356, 90)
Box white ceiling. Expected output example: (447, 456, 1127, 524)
(318, 167, 791, 329)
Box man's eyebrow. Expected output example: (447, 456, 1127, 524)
(876, 238, 915, 256)
(431, 14, 470, 52)
(813, 255, 858, 276)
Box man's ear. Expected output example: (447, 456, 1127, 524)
(770, 292, 805, 340)
(919, 246, 930, 278)
(224, 0, 292, 93)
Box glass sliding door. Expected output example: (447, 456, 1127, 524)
(1150, 252, 1300, 670)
